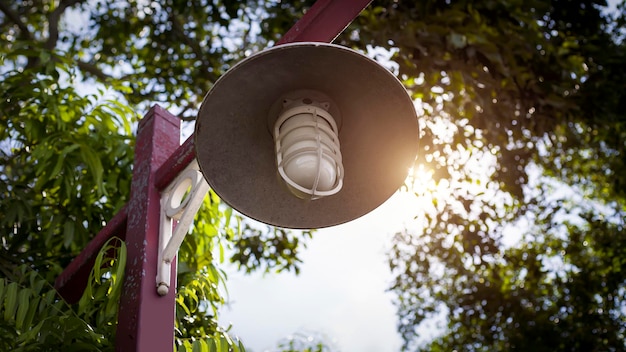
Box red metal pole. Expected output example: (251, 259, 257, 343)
(277, 0, 372, 44)
(115, 106, 181, 351)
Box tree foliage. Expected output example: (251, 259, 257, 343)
(274, 330, 335, 352)
(4, 0, 625, 351)
(329, 0, 626, 350)
(265, 0, 626, 349)
(0, 0, 309, 350)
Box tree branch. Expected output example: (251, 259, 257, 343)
(168, 12, 219, 83)
(0, 2, 32, 40)
(76, 60, 112, 81)
(44, 0, 87, 51)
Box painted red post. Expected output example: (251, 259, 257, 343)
(115, 106, 181, 351)
(277, 0, 372, 44)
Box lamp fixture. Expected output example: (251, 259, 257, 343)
(195, 42, 419, 229)
(272, 90, 343, 199)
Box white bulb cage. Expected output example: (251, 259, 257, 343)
(271, 90, 344, 200)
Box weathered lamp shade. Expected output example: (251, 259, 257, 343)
(195, 42, 418, 229)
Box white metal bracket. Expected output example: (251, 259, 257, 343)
(157, 159, 209, 296)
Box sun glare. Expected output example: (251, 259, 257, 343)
(372, 164, 439, 229)
(403, 164, 440, 215)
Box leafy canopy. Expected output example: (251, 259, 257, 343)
(330, 0, 626, 350)
(0, 0, 311, 350)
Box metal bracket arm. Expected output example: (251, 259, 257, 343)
(156, 159, 209, 296)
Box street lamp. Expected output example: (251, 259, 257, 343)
(157, 42, 418, 295)
(195, 42, 419, 229)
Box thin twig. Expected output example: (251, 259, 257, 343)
(76, 60, 111, 81)
(0, 2, 32, 40)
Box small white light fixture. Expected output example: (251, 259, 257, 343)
(271, 90, 343, 199)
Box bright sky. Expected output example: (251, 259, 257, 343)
(219, 190, 423, 352)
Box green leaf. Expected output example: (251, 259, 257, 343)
(51, 144, 80, 177)
(23, 296, 41, 334)
(224, 207, 233, 228)
(192, 339, 208, 352)
(17, 319, 45, 344)
(79, 144, 104, 194)
(238, 339, 246, 352)
(63, 221, 75, 248)
(219, 336, 229, 352)
(3, 282, 18, 322)
(208, 338, 217, 352)
(15, 289, 30, 330)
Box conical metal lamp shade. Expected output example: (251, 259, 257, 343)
(195, 42, 418, 229)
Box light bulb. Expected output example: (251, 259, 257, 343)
(273, 95, 344, 199)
